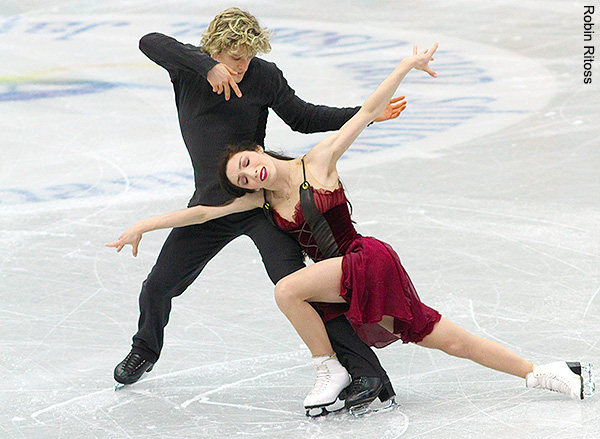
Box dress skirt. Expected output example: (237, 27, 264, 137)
(320, 236, 441, 348)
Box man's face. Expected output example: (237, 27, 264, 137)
(212, 47, 253, 83)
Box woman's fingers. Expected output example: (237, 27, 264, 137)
(414, 42, 439, 59)
(105, 240, 124, 251)
(425, 66, 438, 77)
(429, 42, 439, 56)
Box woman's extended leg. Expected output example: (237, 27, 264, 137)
(274, 257, 346, 357)
(414, 317, 534, 377)
(380, 315, 592, 399)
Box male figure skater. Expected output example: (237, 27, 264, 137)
(114, 7, 402, 410)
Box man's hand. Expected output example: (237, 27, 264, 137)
(373, 96, 407, 123)
(207, 63, 242, 100)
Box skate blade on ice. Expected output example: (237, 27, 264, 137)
(349, 396, 397, 417)
(306, 397, 397, 418)
(581, 362, 595, 398)
(305, 398, 345, 418)
(566, 361, 595, 399)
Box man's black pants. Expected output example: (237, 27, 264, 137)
(130, 208, 393, 392)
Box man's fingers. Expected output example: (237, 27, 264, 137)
(224, 64, 239, 76)
(395, 103, 407, 116)
(223, 83, 231, 101)
(230, 78, 242, 98)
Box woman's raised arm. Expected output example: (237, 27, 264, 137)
(308, 43, 438, 173)
(106, 191, 263, 256)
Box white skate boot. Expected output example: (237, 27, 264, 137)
(304, 355, 350, 416)
(526, 361, 595, 400)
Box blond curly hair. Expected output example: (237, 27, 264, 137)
(201, 8, 272, 58)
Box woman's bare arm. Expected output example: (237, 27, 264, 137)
(106, 191, 263, 256)
(306, 43, 438, 179)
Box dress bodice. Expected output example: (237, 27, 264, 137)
(272, 186, 360, 262)
(268, 166, 442, 349)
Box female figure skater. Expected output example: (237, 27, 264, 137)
(107, 43, 594, 414)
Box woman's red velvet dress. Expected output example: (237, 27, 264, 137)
(272, 186, 441, 348)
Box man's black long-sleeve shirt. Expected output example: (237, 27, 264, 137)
(139, 33, 359, 206)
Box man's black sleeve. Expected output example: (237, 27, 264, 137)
(139, 32, 218, 79)
(269, 63, 360, 134)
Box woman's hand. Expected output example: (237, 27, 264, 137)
(373, 95, 407, 122)
(106, 223, 144, 257)
(409, 43, 438, 77)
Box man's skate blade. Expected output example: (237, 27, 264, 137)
(346, 396, 378, 417)
(348, 403, 371, 417)
(350, 396, 397, 417)
(113, 372, 152, 391)
(306, 397, 398, 418)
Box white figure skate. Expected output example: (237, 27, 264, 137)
(526, 361, 594, 400)
(304, 355, 350, 417)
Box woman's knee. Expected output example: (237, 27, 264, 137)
(423, 320, 475, 358)
(442, 338, 465, 358)
(443, 332, 477, 359)
(274, 276, 300, 310)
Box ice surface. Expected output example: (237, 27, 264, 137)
(1, 1, 599, 438)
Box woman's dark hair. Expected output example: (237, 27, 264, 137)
(218, 140, 354, 221)
(218, 141, 294, 198)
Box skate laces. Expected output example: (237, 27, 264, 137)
(531, 364, 581, 399)
(346, 376, 368, 394)
(536, 371, 576, 395)
(123, 353, 146, 374)
(308, 362, 332, 396)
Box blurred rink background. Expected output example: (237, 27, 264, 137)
(1, 1, 599, 438)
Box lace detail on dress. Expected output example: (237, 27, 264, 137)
(273, 186, 346, 230)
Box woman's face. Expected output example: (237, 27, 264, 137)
(225, 149, 274, 190)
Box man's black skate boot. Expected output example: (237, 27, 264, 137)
(343, 376, 383, 409)
(378, 379, 396, 404)
(114, 351, 154, 385)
